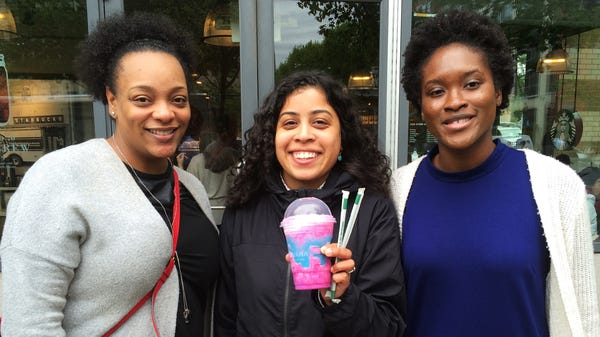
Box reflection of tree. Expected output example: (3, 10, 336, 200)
(1, 0, 88, 76)
(287, 0, 599, 82)
(276, 2, 379, 81)
(123, 0, 241, 127)
(412, 0, 599, 52)
(200, 46, 240, 116)
(3, 0, 242, 114)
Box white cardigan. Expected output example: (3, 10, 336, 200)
(391, 149, 599, 337)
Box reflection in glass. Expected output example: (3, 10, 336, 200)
(0, 1, 92, 177)
(203, 3, 240, 47)
(0, 0, 17, 39)
(124, 1, 243, 216)
(124, 0, 242, 154)
(0, 1, 92, 231)
(0, 54, 10, 125)
(274, 1, 380, 140)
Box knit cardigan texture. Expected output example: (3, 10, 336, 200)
(0, 138, 217, 336)
(391, 149, 599, 337)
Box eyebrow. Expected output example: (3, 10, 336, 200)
(279, 109, 333, 117)
(423, 69, 483, 86)
(129, 84, 188, 92)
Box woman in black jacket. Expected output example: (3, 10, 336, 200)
(215, 71, 406, 337)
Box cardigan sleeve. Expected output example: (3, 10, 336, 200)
(566, 189, 600, 336)
(525, 150, 599, 337)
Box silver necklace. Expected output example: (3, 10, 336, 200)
(112, 135, 191, 323)
(280, 172, 326, 190)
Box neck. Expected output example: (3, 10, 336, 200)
(434, 141, 496, 172)
(109, 135, 170, 174)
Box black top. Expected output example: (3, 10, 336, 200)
(126, 164, 219, 337)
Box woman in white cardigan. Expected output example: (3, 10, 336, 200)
(392, 9, 599, 337)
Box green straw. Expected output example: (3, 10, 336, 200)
(341, 187, 365, 247)
(328, 190, 349, 300)
(327, 188, 365, 302)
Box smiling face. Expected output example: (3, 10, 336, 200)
(420, 42, 502, 171)
(275, 86, 342, 190)
(107, 51, 190, 173)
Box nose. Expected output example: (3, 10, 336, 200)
(153, 100, 174, 121)
(444, 88, 467, 112)
(294, 122, 315, 141)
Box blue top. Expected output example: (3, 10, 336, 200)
(402, 141, 550, 337)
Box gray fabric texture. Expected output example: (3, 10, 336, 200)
(0, 138, 216, 337)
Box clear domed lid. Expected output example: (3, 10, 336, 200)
(284, 197, 332, 218)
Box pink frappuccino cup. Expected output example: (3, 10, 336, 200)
(281, 197, 336, 290)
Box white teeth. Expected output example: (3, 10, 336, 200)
(149, 129, 174, 135)
(448, 117, 471, 125)
(294, 151, 317, 159)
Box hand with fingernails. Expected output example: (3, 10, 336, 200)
(319, 243, 356, 304)
(285, 242, 356, 305)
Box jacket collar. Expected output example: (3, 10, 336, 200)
(264, 166, 359, 206)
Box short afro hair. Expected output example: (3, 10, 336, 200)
(401, 9, 514, 114)
(74, 12, 196, 104)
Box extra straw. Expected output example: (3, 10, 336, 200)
(327, 188, 365, 302)
(341, 187, 365, 247)
(328, 190, 349, 300)
(336, 190, 350, 248)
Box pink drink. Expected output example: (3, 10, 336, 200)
(281, 198, 335, 290)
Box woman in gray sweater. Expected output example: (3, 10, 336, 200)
(0, 13, 219, 337)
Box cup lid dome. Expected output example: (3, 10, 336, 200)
(284, 197, 332, 218)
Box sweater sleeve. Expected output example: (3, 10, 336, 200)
(568, 188, 600, 336)
(0, 159, 83, 336)
(320, 196, 407, 337)
(526, 151, 600, 337)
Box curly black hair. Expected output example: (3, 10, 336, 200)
(74, 12, 196, 104)
(401, 9, 514, 114)
(226, 70, 391, 207)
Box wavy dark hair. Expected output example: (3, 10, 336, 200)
(227, 70, 391, 207)
(74, 12, 196, 104)
(401, 9, 514, 114)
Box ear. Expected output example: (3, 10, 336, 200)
(105, 86, 117, 113)
(495, 89, 502, 107)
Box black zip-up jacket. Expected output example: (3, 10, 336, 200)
(215, 167, 406, 337)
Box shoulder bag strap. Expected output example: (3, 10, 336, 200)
(103, 169, 181, 337)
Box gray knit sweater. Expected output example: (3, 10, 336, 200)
(0, 138, 217, 336)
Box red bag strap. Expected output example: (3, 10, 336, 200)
(103, 169, 181, 337)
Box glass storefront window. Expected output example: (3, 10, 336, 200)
(274, 0, 381, 140)
(0, 1, 93, 222)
